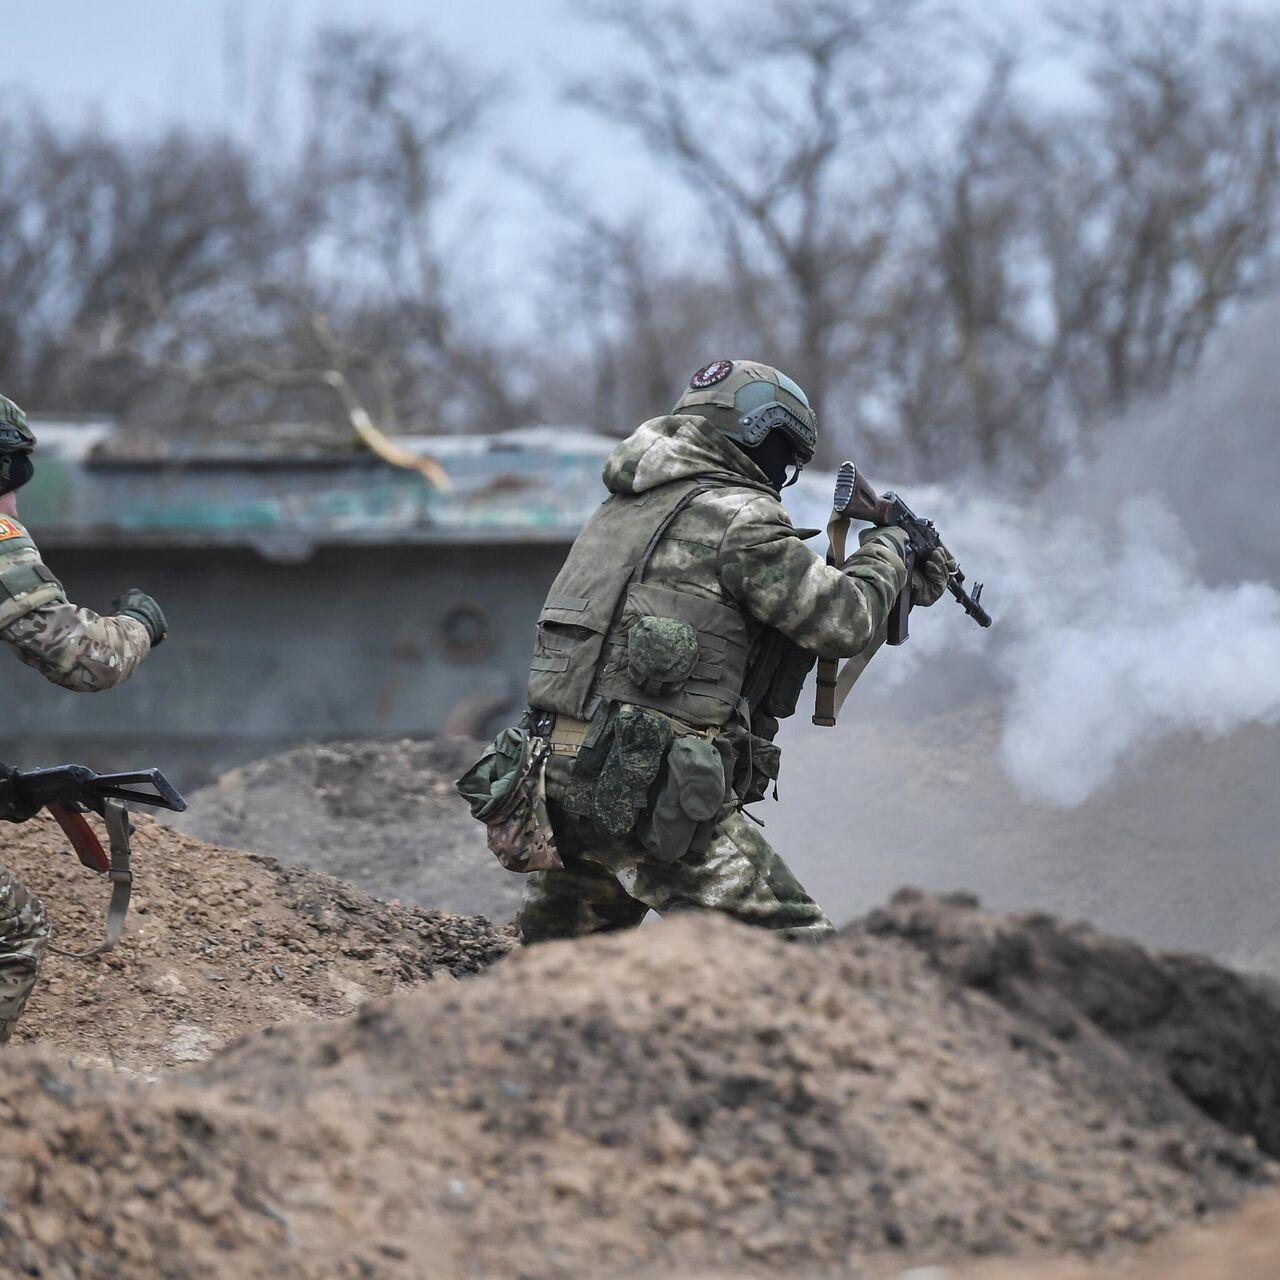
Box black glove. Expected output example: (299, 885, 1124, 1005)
(111, 589, 168, 647)
(0, 765, 39, 824)
(911, 546, 958, 607)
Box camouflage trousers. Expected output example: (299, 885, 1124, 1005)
(517, 787, 834, 944)
(0, 866, 50, 1045)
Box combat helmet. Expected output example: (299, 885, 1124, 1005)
(0, 395, 35, 495)
(673, 359, 817, 467)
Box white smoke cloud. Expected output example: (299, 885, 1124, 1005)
(797, 296, 1280, 807)
(995, 499, 1280, 804)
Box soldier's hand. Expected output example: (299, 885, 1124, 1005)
(912, 547, 957, 607)
(111, 589, 168, 648)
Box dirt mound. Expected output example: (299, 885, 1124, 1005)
(4, 901, 1278, 1279)
(863, 889, 1280, 1159)
(5, 808, 513, 1073)
(172, 737, 523, 921)
(964, 1191, 1280, 1279)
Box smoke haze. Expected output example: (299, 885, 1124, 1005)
(772, 298, 1280, 960)
(832, 295, 1280, 807)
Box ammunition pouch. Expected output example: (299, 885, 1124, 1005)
(627, 615, 699, 697)
(735, 733, 782, 806)
(564, 705, 675, 837)
(760, 641, 816, 721)
(637, 732, 729, 864)
(455, 727, 563, 874)
(562, 704, 732, 861)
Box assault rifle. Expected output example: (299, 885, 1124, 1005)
(1, 763, 187, 957)
(814, 461, 992, 727)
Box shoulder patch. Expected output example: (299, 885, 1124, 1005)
(0, 517, 24, 543)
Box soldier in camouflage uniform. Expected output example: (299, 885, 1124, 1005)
(0, 393, 167, 1043)
(503, 360, 950, 943)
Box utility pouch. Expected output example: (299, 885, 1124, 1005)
(455, 727, 563, 874)
(638, 733, 728, 864)
(761, 642, 817, 720)
(566, 705, 675, 836)
(627, 615, 700, 696)
(736, 733, 782, 805)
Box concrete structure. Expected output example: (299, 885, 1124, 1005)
(10, 421, 615, 786)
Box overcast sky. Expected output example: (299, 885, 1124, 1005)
(7, 0, 1278, 312)
(6, 2, 624, 172)
(4, 0, 679, 298)
(13, 0, 1279, 114)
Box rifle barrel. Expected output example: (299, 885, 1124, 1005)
(949, 580, 992, 627)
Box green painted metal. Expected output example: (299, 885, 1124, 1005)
(9, 420, 618, 785)
(21, 423, 616, 555)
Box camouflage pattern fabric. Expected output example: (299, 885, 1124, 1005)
(518, 775, 833, 943)
(0, 517, 150, 692)
(603, 416, 909, 661)
(0, 866, 50, 1045)
(2, 605, 150, 692)
(517, 716, 833, 943)
(516, 414, 917, 941)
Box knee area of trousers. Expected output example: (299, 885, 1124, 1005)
(0, 883, 51, 947)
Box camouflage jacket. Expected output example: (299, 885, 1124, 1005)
(528, 414, 908, 730)
(0, 514, 150, 692)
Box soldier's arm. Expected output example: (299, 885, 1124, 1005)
(718, 496, 908, 659)
(2, 603, 150, 692)
(0, 528, 151, 692)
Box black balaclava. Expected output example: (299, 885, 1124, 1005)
(0, 453, 32, 496)
(739, 428, 801, 492)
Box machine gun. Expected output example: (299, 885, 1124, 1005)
(1, 763, 187, 957)
(814, 461, 992, 726)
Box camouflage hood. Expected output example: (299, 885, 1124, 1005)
(602, 415, 775, 497)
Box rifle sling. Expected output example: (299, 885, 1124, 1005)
(813, 507, 902, 726)
(48, 799, 133, 960)
(813, 506, 851, 726)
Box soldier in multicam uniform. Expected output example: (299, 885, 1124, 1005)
(503, 360, 951, 942)
(0, 393, 167, 1044)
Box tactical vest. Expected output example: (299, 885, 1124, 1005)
(527, 479, 754, 729)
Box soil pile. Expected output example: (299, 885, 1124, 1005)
(962, 1191, 1280, 1280)
(3, 901, 1279, 1279)
(863, 888, 1280, 1158)
(5, 808, 513, 1073)
(172, 737, 522, 921)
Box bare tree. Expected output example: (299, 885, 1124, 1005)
(562, 0, 948, 458)
(4, 2, 1279, 481)
(1040, 1, 1280, 421)
(558, 0, 1280, 480)
(298, 27, 528, 435)
(893, 1, 1280, 476)
(0, 26, 529, 445)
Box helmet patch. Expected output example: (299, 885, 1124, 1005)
(689, 360, 734, 389)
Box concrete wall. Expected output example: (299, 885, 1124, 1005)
(6, 540, 568, 791)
